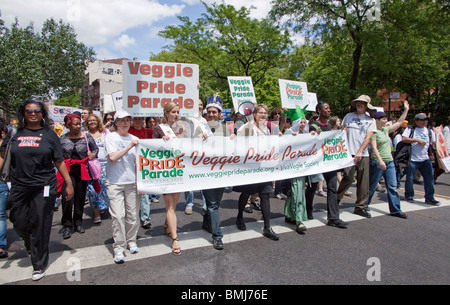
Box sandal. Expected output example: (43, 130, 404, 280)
(93, 217, 102, 224)
(171, 236, 181, 256)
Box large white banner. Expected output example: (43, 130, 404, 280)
(123, 61, 199, 117)
(136, 130, 353, 194)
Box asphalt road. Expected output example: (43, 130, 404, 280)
(1, 172, 449, 288)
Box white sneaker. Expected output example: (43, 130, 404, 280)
(316, 190, 327, 197)
(114, 251, 125, 264)
(185, 206, 193, 215)
(376, 185, 386, 193)
(128, 243, 139, 254)
(32, 270, 45, 281)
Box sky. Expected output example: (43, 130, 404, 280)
(0, 0, 288, 62)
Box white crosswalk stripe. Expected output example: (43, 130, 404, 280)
(0, 199, 448, 284)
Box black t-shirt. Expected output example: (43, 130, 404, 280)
(310, 120, 332, 132)
(0, 127, 63, 188)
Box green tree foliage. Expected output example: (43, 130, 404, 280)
(0, 15, 95, 115)
(270, 0, 381, 98)
(270, 0, 449, 122)
(158, 2, 291, 110)
(360, 0, 449, 122)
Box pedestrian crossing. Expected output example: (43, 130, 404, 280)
(0, 198, 448, 284)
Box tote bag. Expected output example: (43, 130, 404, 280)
(0, 128, 17, 183)
(84, 132, 101, 180)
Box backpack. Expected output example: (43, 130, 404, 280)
(393, 127, 434, 171)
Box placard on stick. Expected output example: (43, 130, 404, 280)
(279, 79, 317, 112)
(227, 76, 257, 112)
(123, 61, 199, 117)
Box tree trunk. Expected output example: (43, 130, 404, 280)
(350, 42, 363, 98)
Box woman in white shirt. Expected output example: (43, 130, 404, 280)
(152, 102, 189, 255)
(443, 116, 450, 155)
(234, 104, 279, 241)
(105, 110, 140, 263)
(85, 114, 110, 224)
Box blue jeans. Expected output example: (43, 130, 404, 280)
(405, 159, 435, 201)
(184, 191, 194, 208)
(369, 160, 402, 214)
(185, 191, 207, 210)
(0, 182, 9, 250)
(202, 188, 225, 240)
(140, 194, 151, 222)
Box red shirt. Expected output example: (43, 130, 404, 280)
(129, 127, 153, 139)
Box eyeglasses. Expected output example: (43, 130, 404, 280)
(25, 109, 42, 115)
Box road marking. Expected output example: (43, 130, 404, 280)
(0, 198, 448, 284)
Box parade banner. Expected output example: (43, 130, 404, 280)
(136, 130, 354, 194)
(227, 76, 257, 112)
(123, 61, 199, 117)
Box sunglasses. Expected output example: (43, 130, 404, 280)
(25, 109, 42, 115)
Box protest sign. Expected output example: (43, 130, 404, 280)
(111, 91, 123, 112)
(305, 92, 319, 112)
(123, 61, 199, 117)
(136, 130, 353, 194)
(278, 79, 311, 110)
(434, 126, 450, 172)
(227, 76, 257, 112)
(48, 105, 82, 124)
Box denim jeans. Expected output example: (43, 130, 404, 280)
(184, 191, 194, 208)
(405, 159, 435, 201)
(140, 194, 151, 222)
(0, 182, 9, 250)
(369, 160, 402, 214)
(202, 188, 225, 240)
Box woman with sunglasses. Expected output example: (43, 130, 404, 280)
(103, 112, 115, 132)
(0, 100, 73, 281)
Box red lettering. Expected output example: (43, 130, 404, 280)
(128, 62, 140, 74)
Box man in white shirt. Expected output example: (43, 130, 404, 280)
(402, 113, 439, 205)
(337, 95, 377, 218)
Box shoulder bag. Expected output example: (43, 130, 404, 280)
(84, 132, 101, 180)
(0, 128, 17, 183)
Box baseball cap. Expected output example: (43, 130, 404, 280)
(114, 110, 132, 121)
(373, 111, 387, 120)
(414, 113, 429, 121)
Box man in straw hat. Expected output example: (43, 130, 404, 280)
(337, 95, 377, 218)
